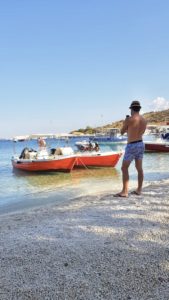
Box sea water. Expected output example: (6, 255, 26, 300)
(0, 137, 169, 213)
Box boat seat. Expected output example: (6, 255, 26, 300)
(59, 147, 74, 156)
(37, 149, 49, 159)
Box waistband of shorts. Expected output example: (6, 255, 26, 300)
(128, 140, 143, 144)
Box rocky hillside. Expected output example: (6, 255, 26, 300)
(143, 109, 169, 124)
(71, 109, 169, 134)
(101, 109, 169, 130)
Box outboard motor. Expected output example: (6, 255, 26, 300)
(162, 133, 169, 140)
(19, 148, 30, 159)
(19, 148, 37, 159)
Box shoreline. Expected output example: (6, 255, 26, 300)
(0, 180, 169, 299)
(1, 175, 169, 215)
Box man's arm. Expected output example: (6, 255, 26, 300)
(140, 119, 148, 135)
(120, 118, 129, 135)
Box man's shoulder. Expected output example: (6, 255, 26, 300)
(133, 114, 146, 121)
(129, 114, 146, 124)
(141, 115, 147, 123)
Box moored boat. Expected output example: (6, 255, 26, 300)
(12, 149, 122, 171)
(12, 156, 76, 172)
(12, 135, 76, 172)
(74, 151, 122, 168)
(91, 136, 127, 144)
(75, 140, 100, 151)
(145, 141, 169, 152)
(12, 134, 122, 172)
(91, 128, 127, 145)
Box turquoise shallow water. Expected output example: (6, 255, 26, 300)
(0, 137, 169, 213)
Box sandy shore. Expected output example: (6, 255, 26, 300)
(0, 180, 169, 300)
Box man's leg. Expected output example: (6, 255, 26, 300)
(120, 160, 131, 196)
(114, 159, 131, 197)
(135, 159, 143, 194)
(114, 143, 132, 197)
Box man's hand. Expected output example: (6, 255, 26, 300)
(120, 117, 130, 135)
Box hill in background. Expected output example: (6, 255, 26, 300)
(71, 109, 169, 134)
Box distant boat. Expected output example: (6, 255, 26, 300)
(91, 135, 127, 144)
(91, 128, 127, 144)
(145, 139, 169, 152)
(75, 140, 100, 152)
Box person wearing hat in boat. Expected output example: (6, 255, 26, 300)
(114, 100, 147, 197)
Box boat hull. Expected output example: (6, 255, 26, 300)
(12, 156, 76, 172)
(12, 151, 122, 172)
(145, 142, 169, 152)
(74, 152, 122, 168)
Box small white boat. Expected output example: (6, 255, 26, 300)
(75, 140, 100, 151)
(92, 128, 127, 144)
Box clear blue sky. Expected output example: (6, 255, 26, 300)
(1, 0, 169, 137)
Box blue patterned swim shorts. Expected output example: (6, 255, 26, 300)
(123, 141, 145, 161)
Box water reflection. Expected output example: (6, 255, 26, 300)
(13, 167, 120, 192)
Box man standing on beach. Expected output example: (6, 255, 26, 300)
(114, 100, 147, 197)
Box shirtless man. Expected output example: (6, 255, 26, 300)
(115, 100, 147, 197)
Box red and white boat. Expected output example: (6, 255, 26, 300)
(12, 134, 122, 172)
(12, 149, 122, 171)
(145, 140, 169, 152)
(12, 155, 76, 172)
(12, 135, 76, 172)
(74, 151, 122, 168)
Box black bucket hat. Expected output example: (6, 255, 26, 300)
(129, 100, 141, 109)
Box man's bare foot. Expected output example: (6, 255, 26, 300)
(113, 193, 128, 198)
(131, 190, 141, 196)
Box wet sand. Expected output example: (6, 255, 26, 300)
(0, 180, 169, 300)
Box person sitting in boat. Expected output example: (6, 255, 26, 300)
(88, 141, 93, 151)
(94, 142, 100, 152)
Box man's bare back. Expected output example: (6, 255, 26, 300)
(121, 114, 147, 143)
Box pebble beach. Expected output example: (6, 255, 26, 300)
(0, 179, 169, 300)
(1, 0, 169, 299)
